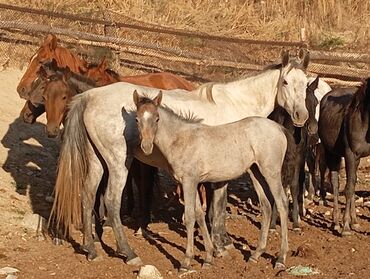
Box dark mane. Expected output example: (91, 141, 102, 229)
(138, 96, 202, 124)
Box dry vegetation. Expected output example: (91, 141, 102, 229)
(4, 0, 369, 50)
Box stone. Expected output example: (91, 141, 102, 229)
(6, 275, 18, 279)
(0, 267, 19, 275)
(21, 213, 45, 231)
(137, 265, 163, 279)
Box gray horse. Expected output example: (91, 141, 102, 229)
(134, 90, 294, 271)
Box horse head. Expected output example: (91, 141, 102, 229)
(38, 64, 76, 138)
(17, 34, 87, 100)
(305, 76, 320, 139)
(276, 48, 310, 127)
(133, 90, 163, 155)
(85, 58, 120, 86)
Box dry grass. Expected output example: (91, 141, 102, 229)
(4, 0, 368, 50)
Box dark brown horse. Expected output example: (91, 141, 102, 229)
(318, 78, 370, 236)
(269, 77, 319, 231)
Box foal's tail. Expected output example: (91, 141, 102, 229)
(281, 128, 297, 187)
(49, 94, 89, 235)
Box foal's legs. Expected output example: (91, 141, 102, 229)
(343, 149, 360, 235)
(181, 178, 214, 271)
(82, 142, 104, 260)
(248, 165, 272, 263)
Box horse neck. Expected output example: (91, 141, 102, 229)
(54, 47, 87, 73)
(154, 107, 198, 157)
(67, 75, 96, 94)
(211, 69, 280, 117)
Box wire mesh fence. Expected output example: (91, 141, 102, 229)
(0, 3, 368, 86)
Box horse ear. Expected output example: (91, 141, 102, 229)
(154, 90, 163, 106)
(44, 34, 58, 51)
(99, 58, 108, 70)
(133, 90, 140, 107)
(281, 49, 290, 67)
(38, 65, 49, 81)
(63, 66, 72, 82)
(302, 50, 310, 70)
(50, 58, 58, 69)
(309, 76, 320, 91)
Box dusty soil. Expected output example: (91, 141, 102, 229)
(0, 68, 369, 279)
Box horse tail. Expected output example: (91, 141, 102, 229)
(49, 94, 89, 235)
(281, 127, 297, 187)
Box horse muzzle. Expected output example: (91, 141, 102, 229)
(17, 85, 30, 100)
(140, 140, 154, 155)
(292, 109, 308, 128)
(46, 125, 60, 138)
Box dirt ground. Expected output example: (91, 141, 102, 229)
(0, 68, 369, 279)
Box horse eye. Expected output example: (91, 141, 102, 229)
(62, 96, 67, 100)
(135, 118, 139, 123)
(156, 118, 159, 122)
(283, 80, 288, 85)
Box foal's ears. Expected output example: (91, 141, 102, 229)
(133, 90, 140, 107)
(153, 90, 163, 106)
(281, 50, 290, 67)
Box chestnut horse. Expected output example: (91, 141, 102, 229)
(85, 58, 194, 90)
(17, 34, 194, 123)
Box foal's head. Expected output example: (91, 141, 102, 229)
(305, 76, 320, 137)
(133, 90, 163, 155)
(276, 49, 310, 127)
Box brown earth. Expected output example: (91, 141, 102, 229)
(0, 68, 369, 279)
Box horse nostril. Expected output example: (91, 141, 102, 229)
(294, 111, 300, 119)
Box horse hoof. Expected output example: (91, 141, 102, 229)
(178, 268, 196, 278)
(224, 243, 235, 250)
(202, 262, 213, 269)
(214, 249, 229, 258)
(248, 256, 258, 264)
(274, 262, 286, 270)
(351, 223, 360, 230)
(341, 230, 353, 237)
(52, 237, 64, 246)
(87, 252, 99, 261)
(127, 256, 143, 266)
(293, 227, 302, 233)
(269, 228, 276, 234)
(333, 225, 341, 232)
(88, 255, 103, 262)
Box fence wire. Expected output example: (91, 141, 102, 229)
(0, 4, 369, 85)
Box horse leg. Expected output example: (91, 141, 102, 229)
(138, 162, 156, 231)
(342, 150, 360, 235)
(104, 157, 142, 265)
(248, 165, 273, 263)
(180, 178, 197, 272)
(327, 154, 341, 232)
(82, 143, 104, 260)
(306, 145, 317, 201)
(194, 188, 214, 267)
(290, 161, 301, 231)
(318, 145, 328, 205)
(210, 184, 231, 257)
(269, 201, 278, 231)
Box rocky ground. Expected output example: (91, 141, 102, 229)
(0, 68, 369, 279)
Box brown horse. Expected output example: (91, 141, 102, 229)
(18, 34, 195, 123)
(86, 58, 195, 90)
